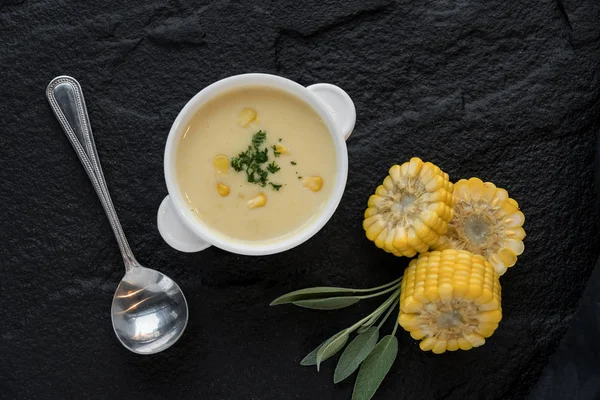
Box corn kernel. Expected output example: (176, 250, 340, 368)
(458, 338, 473, 351)
(275, 143, 289, 154)
(301, 176, 323, 192)
(213, 155, 229, 175)
(419, 337, 437, 351)
(247, 193, 267, 209)
(217, 183, 230, 197)
(365, 218, 386, 241)
(447, 339, 459, 351)
(432, 340, 448, 354)
(237, 108, 257, 127)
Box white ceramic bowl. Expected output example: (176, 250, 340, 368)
(157, 73, 356, 255)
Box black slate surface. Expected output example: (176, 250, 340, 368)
(528, 137, 600, 400)
(1, 0, 599, 399)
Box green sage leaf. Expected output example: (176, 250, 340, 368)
(357, 325, 372, 334)
(270, 277, 402, 306)
(316, 331, 349, 371)
(293, 296, 360, 310)
(352, 335, 398, 400)
(270, 287, 364, 306)
(334, 327, 379, 383)
(301, 330, 346, 366)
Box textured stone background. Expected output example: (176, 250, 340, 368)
(1, 0, 599, 399)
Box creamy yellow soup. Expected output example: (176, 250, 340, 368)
(176, 86, 337, 242)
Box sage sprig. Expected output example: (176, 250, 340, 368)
(271, 276, 402, 400)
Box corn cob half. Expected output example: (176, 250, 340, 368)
(398, 249, 502, 354)
(434, 178, 526, 275)
(363, 158, 456, 257)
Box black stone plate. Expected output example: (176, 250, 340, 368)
(0, 0, 598, 399)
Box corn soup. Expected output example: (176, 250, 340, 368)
(176, 86, 337, 242)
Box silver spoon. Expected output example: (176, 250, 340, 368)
(46, 76, 188, 355)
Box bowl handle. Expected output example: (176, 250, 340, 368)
(157, 195, 212, 252)
(306, 83, 356, 140)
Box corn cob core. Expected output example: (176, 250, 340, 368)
(434, 178, 526, 275)
(398, 249, 502, 354)
(363, 158, 456, 257)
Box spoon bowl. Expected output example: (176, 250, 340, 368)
(112, 265, 188, 354)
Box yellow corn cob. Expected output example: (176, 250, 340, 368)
(363, 158, 456, 257)
(398, 249, 502, 354)
(433, 178, 526, 275)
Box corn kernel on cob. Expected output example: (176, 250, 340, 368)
(363, 158, 456, 257)
(398, 249, 502, 354)
(434, 178, 526, 275)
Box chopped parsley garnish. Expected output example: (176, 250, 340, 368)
(252, 130, 267, 148)
(298, 176, 303, 179)
(291, 161, 297, 165)
(255, 147, 268, 163)
(278, 138, 282, 142)
(267, 161, 280, 174)
(230, 130, 284, 191)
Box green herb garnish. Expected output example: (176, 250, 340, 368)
(252, 130, 267, 148)
(230, 130, 284, 191)
(269, 183, 282, 191)
(255, 147, 268, 163)
(291, 161, 297, 166)
(267, 161, 280, 174)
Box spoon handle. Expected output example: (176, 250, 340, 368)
(46, 76, 137, 270)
